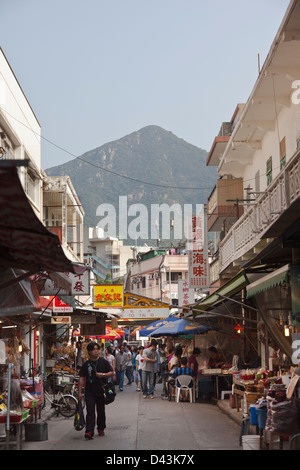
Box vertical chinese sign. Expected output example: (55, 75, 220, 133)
(178, 279, 195, 307)
(94, 285, 124, 308)
(187, 205, 208, 289)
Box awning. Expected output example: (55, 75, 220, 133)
(0, 268, 41, 317)
(194, 272, 248, 311)
(246, 264, 289, 299)
(0, 165, 74, 274)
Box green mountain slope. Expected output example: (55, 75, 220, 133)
(45, 125, 217, 241)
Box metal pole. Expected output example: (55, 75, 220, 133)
(6, 363, 12, 450)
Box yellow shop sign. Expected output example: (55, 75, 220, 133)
(94, 285, 124, 308)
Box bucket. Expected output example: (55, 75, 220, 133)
(24, 422, 48, 441)
(256, 408, 267, 429)
(249, 405, 258, 425)
(242, 435, 261, 450)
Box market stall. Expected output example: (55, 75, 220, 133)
(230, 366, 300, 450)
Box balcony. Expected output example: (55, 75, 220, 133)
(219, 148, 300, 273)
(207, 178, 244, 232)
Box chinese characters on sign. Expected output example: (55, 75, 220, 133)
(53, 297, 73, 313)
(178, 279, 195, 307)
(35, 267, 90, 296)
(94, 285, 124, 308)
(51, 316, 71, 324)
(188, 206, 208, 289)
(119, 307, 169, 319)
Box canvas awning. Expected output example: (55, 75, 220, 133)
(194, 272, 248, 311)
(0, 165, 74, 275)
(246, 264, 289, 299)
(0, 268, 41, 317)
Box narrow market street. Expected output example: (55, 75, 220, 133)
(22, 382, 241, 452)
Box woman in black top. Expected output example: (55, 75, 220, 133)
(78, 342, 114, 439)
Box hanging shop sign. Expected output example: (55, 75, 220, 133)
(178, 279, 195, 307)
(119, 307, 169, 319)
(53, 296, 73, 313)
(51, 316, 71, 324)
(94, 285, 124, 308)
(36, 266, 90, 296)
(187, 206, 208, 289)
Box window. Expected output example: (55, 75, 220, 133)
(266, 157, 272, 185)
(167, 272, 183, 282)
(280, 137, 286, 170)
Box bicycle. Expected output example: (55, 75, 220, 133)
(44, 373, 78, 418)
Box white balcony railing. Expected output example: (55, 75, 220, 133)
(219, 148, 300, 273)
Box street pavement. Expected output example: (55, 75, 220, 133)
(21, 381, 242, 452)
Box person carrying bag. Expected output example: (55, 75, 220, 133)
(78, 342, 114, 440)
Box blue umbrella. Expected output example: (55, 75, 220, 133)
(139, 317, 180, 337)
(149, 318, 218, 337)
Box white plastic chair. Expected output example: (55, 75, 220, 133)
(175, 375, 195, 403)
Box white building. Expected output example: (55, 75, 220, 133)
(0, 48, 42, 217)
(199, 0, 300, 369)
(207, 0, 300, 278)
(43, 175, 85, 263)
(87, 226, 150, 282)
(127, 249, 189, 304)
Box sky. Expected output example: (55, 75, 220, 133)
(1, 0, 291, 170)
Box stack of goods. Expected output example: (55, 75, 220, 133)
(265, 385, 300, 435)
(0, 380, 29, 423)
(22, 390, 38, 408)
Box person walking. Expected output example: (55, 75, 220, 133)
(105, 345, 115, 383)
(135, 346, 144, 392)
(78, 342, 114, 440)
(115, 344, 129, 391)
(124, 344, 133, 385)
(158, 344, 167, 383)
(142, 340, 158, 398)
(131, 346, 138, 388)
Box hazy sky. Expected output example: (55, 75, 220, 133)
(1, 0, 291, 170)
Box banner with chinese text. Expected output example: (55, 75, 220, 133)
(178, 279, 195, 307)
(94, 285, 124, 308)
(53, 297, 73, 313)
(187, 205, 208, 289)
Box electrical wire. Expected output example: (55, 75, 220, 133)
(0, 105, 285, 193)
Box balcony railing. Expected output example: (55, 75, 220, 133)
(219, 148, 300, 273)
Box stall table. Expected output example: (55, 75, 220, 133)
(198, 370, 233, 400)
(0, 410, 29, 450)
(233, 377, 264, 412)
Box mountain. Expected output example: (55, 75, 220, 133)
(45, 125, 217, 242)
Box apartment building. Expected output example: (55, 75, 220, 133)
(87, 226, 150, 282)
(43, 176, 85, 263)
(0, 48, 42, 217)
(197, 0, 300, 369)
(127, 249, 189, 305)
(0, 49, 76, 374)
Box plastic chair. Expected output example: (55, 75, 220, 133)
(289, 433, 300, 450)
(175, 375, 195, 403)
